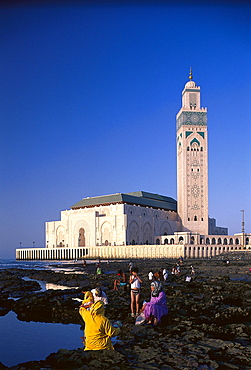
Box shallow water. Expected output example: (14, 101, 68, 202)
(0, 311, 83, 367)
(0, 259, 119, 366)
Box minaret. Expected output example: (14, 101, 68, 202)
(176, 69, 208, 235)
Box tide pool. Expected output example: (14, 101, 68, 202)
(0, 311, 83, 367)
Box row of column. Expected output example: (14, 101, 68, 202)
(16, 245, 184, 260)
(16, 244, 246, 261)
(184, 245, 243, 258)
(16, 247, 89, 260)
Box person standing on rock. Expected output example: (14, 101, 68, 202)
(130, 267, 142, 317)
(148, 271, 154, 281)
(79, 299, 120, 350)
(128, 260, 133, 273)
(162, 268, 168, 281)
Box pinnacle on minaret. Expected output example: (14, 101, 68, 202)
(189, 67, 193, 80)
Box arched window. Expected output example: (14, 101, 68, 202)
(218, 238, 222, 245)
(223, 238, 228, 245)
(212, 238, 216, 245)
(206, 238, 210, 244)
(170, 238, 174, 245)
(235, 238, 239, 245)
(156, 238, 160, 245)
(179, 236, 184, 244)
(164, 238, 168, 244)
(191, 236, 195, 244)
(229, 238, 233, 245)
(194, 216, 197, 221)
(246, 237, 249, 245)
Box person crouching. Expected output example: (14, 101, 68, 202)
(79, 299, 120, 350)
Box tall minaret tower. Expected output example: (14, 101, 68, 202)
(176, 69, 208, 235)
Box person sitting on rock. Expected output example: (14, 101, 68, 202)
(79, 299, 120, 350)
(153, 270, 162, 281)
(141, 281, 168, 326)
(112, 270, 127, 291)
(91, 287, 108, 306)
(96, 265, 102, 275)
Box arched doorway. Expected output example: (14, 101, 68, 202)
(78, 228, 85, 247)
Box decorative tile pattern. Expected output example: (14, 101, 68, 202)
(177, 111, 207, 130)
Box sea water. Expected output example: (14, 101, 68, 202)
(0, 259, 85, 367)
(0, 311, 82, 367)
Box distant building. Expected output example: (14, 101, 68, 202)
(45, 191, 181, 249)
(16, 71, 250, 260)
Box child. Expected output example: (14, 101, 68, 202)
(130, 267, 142, 317)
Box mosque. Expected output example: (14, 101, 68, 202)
(16, 71, 250, 260)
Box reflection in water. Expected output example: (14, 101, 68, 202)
(22, 277, 77, 291)
(45, 282, 76, 290)
(0, 311, 82, 367)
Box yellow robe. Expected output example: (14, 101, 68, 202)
(79, 300, 120, 350)
(81, 291, 94, 308)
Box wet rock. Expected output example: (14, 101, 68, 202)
(1, 255, 251, 369)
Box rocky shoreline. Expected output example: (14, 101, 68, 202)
(0, 253, 251, 369)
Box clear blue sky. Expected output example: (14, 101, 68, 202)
(1, 1, 251, 258)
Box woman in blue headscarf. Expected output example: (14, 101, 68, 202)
(142, 281, 168, 325)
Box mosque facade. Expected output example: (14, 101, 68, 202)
(16, 72, 250, 260)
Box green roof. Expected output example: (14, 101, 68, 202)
(71, 191, 177, 212)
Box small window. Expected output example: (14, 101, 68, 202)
(201, 147, 203, 151)
(201, 218, 203, 221)
(188, 218, 190, 221)
(187, 147, 190, 151)
(194, 216, 197, 221)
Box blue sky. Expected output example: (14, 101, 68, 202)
(0, 1, 251, 258)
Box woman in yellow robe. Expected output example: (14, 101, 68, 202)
(79, 298, 120, 350)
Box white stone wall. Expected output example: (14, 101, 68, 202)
(125, 204, 181, 245)
(45, 203, 127, 249)
(45, 203, 181, 249)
